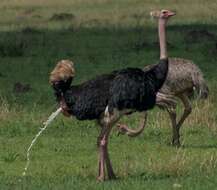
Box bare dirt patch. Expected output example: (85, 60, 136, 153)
(50, 13, 75, 21)
(13, 82, 32, 94)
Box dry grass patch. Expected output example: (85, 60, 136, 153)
(146, 150, 190, 177)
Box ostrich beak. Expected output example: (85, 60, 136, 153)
(168, 11, 176, 17)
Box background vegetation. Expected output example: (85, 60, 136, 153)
(0, 0, 217, 189)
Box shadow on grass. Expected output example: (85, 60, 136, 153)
(0, 23, 217, 58)
(182, 144, 217, 149)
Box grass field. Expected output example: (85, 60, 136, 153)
(0, 0, 217, 189)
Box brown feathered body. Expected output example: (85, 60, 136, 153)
(144, 57, 209, 104)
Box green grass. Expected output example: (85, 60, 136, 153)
(0, 0, 217, 189)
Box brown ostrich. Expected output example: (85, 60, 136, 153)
(49, 10, 175, 180)
(117, 15, 209, 147)
(153, 57, 208, 146)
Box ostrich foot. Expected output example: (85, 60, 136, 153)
(172, 138, 181, 147)
(116, 123, 128, 136)
(97, 175, 105, 182)
(108, 171, 117, 180)
(108, 175, 117, 180)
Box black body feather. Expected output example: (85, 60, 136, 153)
(63, 73, 116, 120)
(52, 59, 168, 121)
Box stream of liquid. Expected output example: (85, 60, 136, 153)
(22, 107, 62, 176)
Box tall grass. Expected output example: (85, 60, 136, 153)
(0, 0, 217, 31)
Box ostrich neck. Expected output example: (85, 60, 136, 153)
(158, 19, 167, 59)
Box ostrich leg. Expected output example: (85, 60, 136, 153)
(97, 108, 121, 181)
(104, 136, 116, 179)
(166, 108, 180, 146)
(167, 94, 192, 147)
(177, 94, 192, 128)
(97, 125, 116, 181)
(117, 112, 147, 137)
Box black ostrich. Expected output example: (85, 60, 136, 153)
(49, 10, 175, 181)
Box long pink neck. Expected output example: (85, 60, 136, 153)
(158, 19, 167, 59)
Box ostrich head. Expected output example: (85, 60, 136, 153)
(49, 59, 75, 94)
(150, 9, 176, 19)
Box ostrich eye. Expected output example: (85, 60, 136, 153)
(162, 11, 167, 14)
